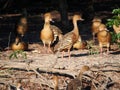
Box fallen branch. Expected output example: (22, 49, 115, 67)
(0, 13, 22, 18)
(0, 59, 119, 78)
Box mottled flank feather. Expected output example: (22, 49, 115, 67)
(54, 31, 76, 52)
(50, 25, 63, 43)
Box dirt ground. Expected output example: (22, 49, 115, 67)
(0, 10, 120, 90)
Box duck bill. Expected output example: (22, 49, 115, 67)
(50, 19, 55, 23)
(80, 18, 84, 21)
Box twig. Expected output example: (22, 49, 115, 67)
(0, 14, 22, 18)
(8, 32, 11, 49)
(29, 65, 54, 88)
(2, 0, 10, 9)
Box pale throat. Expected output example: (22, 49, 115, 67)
(43, 22, 50, 29)
(73, 20, 79, 29)
(73, 20, 79, 35)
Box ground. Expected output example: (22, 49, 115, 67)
(0, 10, 120, 90)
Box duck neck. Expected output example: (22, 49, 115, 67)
(73, 20, 79, 36)
(15, 39, 19, 45)
(43, 22, 50, 29)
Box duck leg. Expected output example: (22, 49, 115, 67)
(68, 49, 71, 60)
(99, 43, 103, 55)
(106, 43, 110, 54)
(93, 33, 95, 41)
(107, 48, 109, 54)
(47, 43, 53, 53)
(43, 41, 46, 49)
(100, 47, 103, 54)
(43, 41, 48, 53)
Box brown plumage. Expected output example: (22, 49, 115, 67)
(97, 24, 111, 54)
(54, 14, 84, 59)
(11, 37, 28, 51)
(19, 17, 27, 25)
(91, 17, 102, 40)
(67, 66, 90, 90)
(113, 25, 120, 34)
(17, 17, 27, 37)
(40, 12, 62, 53)
(73, 36, 87, 50)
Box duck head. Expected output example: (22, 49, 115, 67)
(44, 12, 53, 23)
(73, 14, 84, 22)
(20, 17, 27, 24)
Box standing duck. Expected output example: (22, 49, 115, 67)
(17, 17, 28, 37)
(91, 17, 102, 41)
(40, 12, 62, 53)
(11, 36, 28, 51)
(54, 14, 84, 59)
(97, 24, 111, 54)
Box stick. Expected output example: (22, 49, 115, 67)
(8, 32, 11, 49)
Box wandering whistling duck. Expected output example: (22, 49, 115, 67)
(17, 17, 28, 37)
(97, 24, 111, 54)
(11, 36, 28, 51)
(91, 17, 102, 41)
(54, 14, 84, 59)
(40, 12, 62, 53)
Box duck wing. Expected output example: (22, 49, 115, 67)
(50, 25, 63, 43)
(54, 31, 76, 52)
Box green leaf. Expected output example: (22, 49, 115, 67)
(9, 50, 27, 59)
(112, 8, 120, 14)
(106, 8, 120, 27)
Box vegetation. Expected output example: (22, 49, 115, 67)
(9, 50, 27, 59)
(87, 40, 99, 55)
(110, 32, 120, 42)
(106, 8, 120, 48)
(106, 8, 120, 27)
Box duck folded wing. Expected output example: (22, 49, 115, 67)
(50, 25, 63, 43)
(54, 31, 76, 52)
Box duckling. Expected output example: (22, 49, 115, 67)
(40, 12, 62, 53)
(17, 17, 28, 37)
(73, 36, 87, 50)
(97, 24, 111, 54)
(54, 14, 84, 59)
(67, 66, 90, 90)
(91, 17, 102, 40)
(11, 37, 28, 51)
